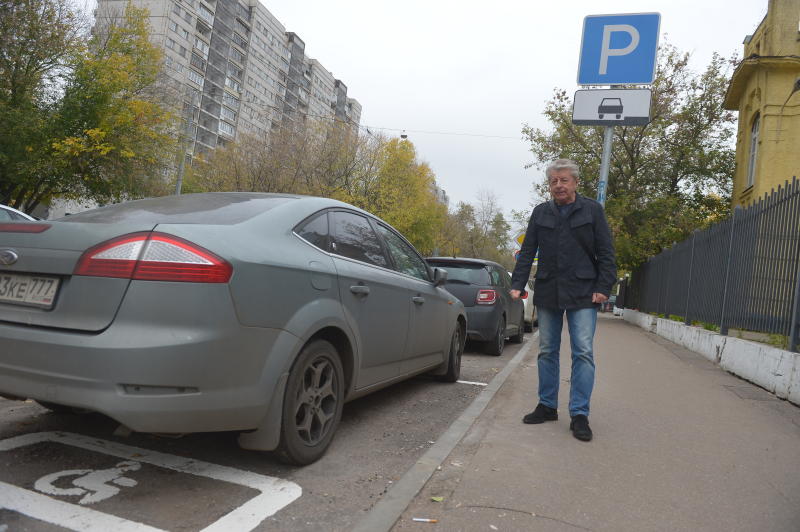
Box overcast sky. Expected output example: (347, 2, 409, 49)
(260, 0, 768, 222)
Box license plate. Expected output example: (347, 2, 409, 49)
(0, 272, 60, 309)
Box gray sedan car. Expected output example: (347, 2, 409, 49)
(0, 193, 466, 465)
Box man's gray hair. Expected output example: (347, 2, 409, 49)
(545, 159, 580, 180)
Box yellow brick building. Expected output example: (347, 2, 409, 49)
(723, 0, 800, 207)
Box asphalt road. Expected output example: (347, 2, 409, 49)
(0, 335, 532, 532)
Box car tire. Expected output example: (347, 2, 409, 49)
(509, 312, 524, 343)
(275, 339, 344, 466)
(35, 400, 91, 414)
(484, 316, 505, 356)
(436, 322, 464, 383)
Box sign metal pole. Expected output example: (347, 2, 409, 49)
(596, 125, 613, 206)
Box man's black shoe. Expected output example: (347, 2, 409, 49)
(522, 403, 558, 424)
(570, 415, 592, 441)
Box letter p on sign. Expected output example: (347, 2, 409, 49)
(600, 25, 639, 75)
(577, 13, 660, 85)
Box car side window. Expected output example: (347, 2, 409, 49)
(0, 209, 11, 221)
(375, 224, 430, 281)
(331, 211, 389, 268)
(497, 269, 511, 289)
(489, 268, 502, 287)
(295, 211, 329, 250)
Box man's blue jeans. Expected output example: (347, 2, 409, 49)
(536, 306, 597, 417)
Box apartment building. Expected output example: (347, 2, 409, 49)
(94, 0, 361, 157)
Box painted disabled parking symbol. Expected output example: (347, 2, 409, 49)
(0, 432, 302, 531)
(34, 460, 141, 504)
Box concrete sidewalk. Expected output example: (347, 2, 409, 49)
(392, 315, 800, 532)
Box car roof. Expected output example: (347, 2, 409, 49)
(426, 256, 505, 269)
(55, 192, 374, 226)
(0, 203, 36, 221)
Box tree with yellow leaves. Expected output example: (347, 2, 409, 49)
(0, 1, 176, 213)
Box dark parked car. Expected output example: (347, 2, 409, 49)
(0, 193, 467, 465)
(426, 257, 524, 356)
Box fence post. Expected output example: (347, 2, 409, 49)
(789, 272, 800, 352)
(663, 246, 674, 317)
(719, 207, 740, 336)
(684, 231, 696, 326)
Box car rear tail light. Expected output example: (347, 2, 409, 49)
(74, 232, 232, 283)
(476, 289, 497, 305)
(0, 223, 50, 233)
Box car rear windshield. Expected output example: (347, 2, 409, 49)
(59, 193, 296, 224)
(428, 262, 490, 285)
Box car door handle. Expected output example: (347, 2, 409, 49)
(412, 296, 425, 304)
(350, 285, 370, 296)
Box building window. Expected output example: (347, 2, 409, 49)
(190, 53, 206, 71)
(223, 92, 240, 109)
(198, 4, 214, 24)
(218, 121, 235, 136)
(187, 68, 204, 86)
(232, 32, 248, 49)
(225, 77, 241, 92)
(227, 62, 243, 80)
(230, 47, 246, 64)
(220, 106, 236, 122)
(746, 113, 759, 189)
(194, 37, 208, 59)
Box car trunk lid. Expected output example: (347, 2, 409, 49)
(0, 221, 156, 331)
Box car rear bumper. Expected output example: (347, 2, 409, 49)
(0, 283, 301, 434)
(465, 305, 502, 341)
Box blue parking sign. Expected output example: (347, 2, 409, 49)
(577, 13, 660, 85)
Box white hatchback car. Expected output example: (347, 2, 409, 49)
(521, 279, 537, 330)
(508, 272, 537, 331)
(0, 204, 36, 221)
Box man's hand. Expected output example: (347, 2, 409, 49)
(510, 289, 522, 300)
(592, 292, 608, 304)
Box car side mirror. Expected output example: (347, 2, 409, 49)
(433, 267, 448, 287)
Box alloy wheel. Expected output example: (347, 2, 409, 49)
(293, 356, 339, 446)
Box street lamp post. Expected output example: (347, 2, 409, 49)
(175, 89, 199, 195)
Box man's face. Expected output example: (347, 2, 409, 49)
(548, 169, 578, 205)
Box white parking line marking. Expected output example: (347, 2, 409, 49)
(0, 480, 164, 532)
(0, 432, 302, 532)
(456, 380, 488, 387)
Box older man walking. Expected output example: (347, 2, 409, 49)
(510, 159, 616, 441)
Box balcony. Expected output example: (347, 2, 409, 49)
(197, 4, 214, 25)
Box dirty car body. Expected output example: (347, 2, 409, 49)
(0, 193, 466, 464)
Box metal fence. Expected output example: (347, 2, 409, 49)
(624, 177, 800, 351)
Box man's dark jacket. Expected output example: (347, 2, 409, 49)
(511, 194, 616, 309)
